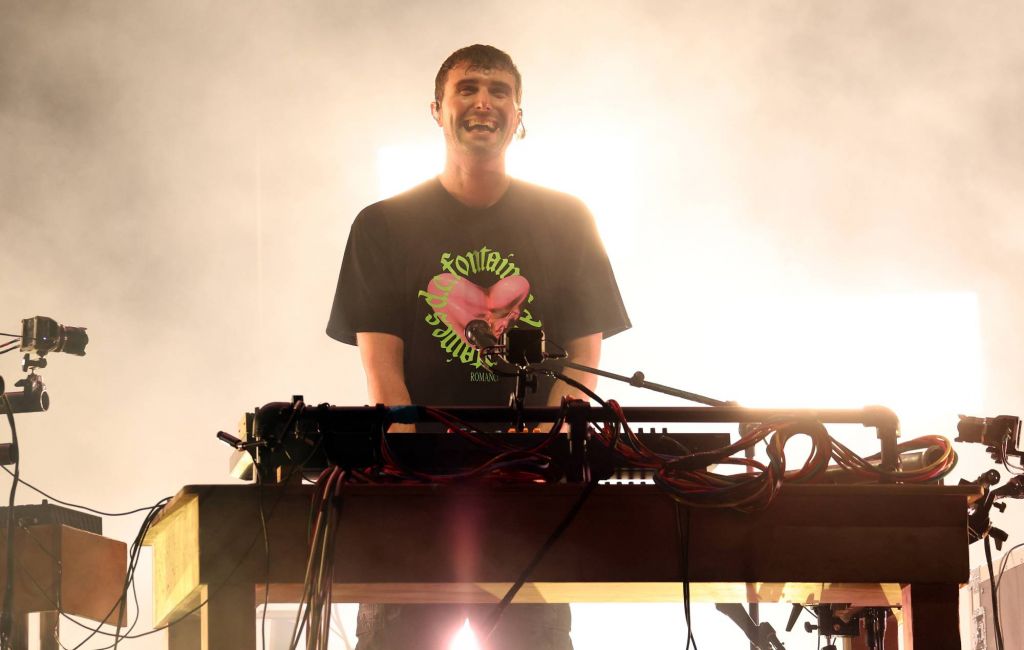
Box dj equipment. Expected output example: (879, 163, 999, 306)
(192, 399, 976, 650)
(219, 398, 919, 489)
(222, 399, 733, 483)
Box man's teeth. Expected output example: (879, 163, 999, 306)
(464, 121, 498, 132)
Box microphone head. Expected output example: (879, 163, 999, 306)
(465, 319, 498, 350)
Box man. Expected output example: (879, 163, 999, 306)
(327, 44, 630, 650)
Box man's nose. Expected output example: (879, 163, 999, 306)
(474, 91, 493, 109)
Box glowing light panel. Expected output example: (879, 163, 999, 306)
(603, 291, 985, 440)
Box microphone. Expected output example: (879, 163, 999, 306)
(465, 320, 498, 350)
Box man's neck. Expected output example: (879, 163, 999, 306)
(438, 156, 511, 208)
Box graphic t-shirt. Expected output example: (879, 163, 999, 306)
(327, 177, 630, 407)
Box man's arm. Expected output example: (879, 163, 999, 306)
(547, 332, 602, 405)
(356, 332, 415, 431)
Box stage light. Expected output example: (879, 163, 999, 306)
(693, 291, 983, 436)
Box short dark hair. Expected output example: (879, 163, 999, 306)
(434, 44, 522, 104)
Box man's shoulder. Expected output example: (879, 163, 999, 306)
(355, 178, 443, 222)
(509, 178, 587, 209)
(507, 178, 593, 228)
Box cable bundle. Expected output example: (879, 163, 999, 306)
(830, 434, 957, 483)
(333, 397, 958, 514)
(0, 464, 173, 648)
(0, 333, 20, 357)
(585, 400, 957, 511)
(288, 466, 347, 650)
(589, 403, 829, 510)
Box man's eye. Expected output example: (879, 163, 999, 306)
(459, 87, 476, 95)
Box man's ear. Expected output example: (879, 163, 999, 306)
(430, 100, 441, 125)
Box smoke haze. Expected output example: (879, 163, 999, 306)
(2, 1, 1022, 646)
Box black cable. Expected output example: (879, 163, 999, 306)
(64, 478, 286, 645)
(64, 498, 168, 648)
(995, 541, 1024, 595)
(481, 479, 598, 641)
(7, 524, 91, 647)
(994, 541, 1024, 646)
(289, 474, 330, 650)
(290, 467, 348, 650)
(984, 535, 1005, 650)
(71, 497, 169, 650)
(674, 502, 698, 650)
(0, 419, 158, 650)
(111, 498, 171, 649)
(256, 431, 326, 650)
(999, 435, 1024, 476)
(30, 513, 168, 647)
(5, 495, 174, 650)
(1, 369, 302, 650)
(261, 404, 348, 650)
(0, 335, 21, 339)
(0, 465, 170, 516)
(546, 370, 607, 407)
(0, 394, 19, 650)
(257, 468, 271, 650)
(33, 463, 308, 647)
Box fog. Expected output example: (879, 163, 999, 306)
(2, 1, 1023, 647)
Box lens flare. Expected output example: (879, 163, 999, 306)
(449, 618, 480, 650)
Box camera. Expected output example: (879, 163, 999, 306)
(21, 316, 88, 357)
(956, 414, 1023, 458)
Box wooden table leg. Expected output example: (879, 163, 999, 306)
(40, 611, 58, 650)
(12, 613, 28, 650)
(200, 583, 256, 650)
(168, 609, 201, 650)
(901, 583, 960, 650)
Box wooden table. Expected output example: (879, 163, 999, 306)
(144, 483, 977, 650)
(0, 524, 127, 649)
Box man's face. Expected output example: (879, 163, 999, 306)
(433, 62, 520, 159)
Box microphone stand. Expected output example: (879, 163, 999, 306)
(555, 359, 728, 406)
(474, 343, 537, 434)
(509, 365, 537, 433)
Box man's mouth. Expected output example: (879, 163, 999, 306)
(462, 119, 499, 133)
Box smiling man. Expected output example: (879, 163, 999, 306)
(327, 45, 630, 649)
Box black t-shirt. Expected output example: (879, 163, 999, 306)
(327, 177, 630, 407)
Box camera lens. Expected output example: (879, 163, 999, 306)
(56, 326, 88, 356)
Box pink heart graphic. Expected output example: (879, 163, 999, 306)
(426, 273, 530, 345)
